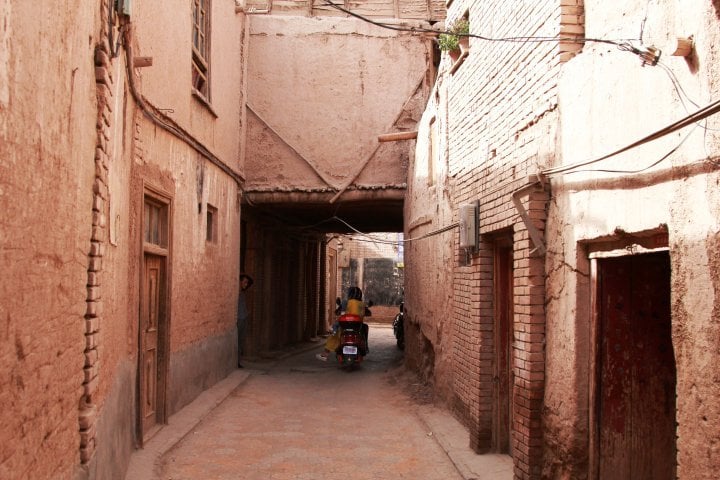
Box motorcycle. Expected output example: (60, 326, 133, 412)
(334, 313, 368, 368)
(392, 302, 404, 350)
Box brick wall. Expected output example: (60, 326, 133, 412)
(79, 0, 115, 465)
(408, 0, 572, 478)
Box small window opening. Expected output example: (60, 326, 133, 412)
(428, 117, 438, 186)
(206, 204, 218, 243)
(144, 199, 168, 248)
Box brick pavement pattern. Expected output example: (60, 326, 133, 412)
(154, 326, 500, 480)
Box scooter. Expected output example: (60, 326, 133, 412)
(392, 302, 404, 350)
(334, 313, 368, 368)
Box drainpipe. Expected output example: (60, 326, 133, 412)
(123, 24, 245, 187)
(511, 173, 549, 256)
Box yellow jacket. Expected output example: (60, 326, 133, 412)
(346, 299, 365, 317)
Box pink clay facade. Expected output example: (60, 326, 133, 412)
(2, 1, 244, 478)
(1, 1, 436, 479)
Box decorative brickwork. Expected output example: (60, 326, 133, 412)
(79, 0, 112, 465)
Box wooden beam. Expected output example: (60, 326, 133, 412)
(133, 57, 153, 68)
(378, 131, 418, 142)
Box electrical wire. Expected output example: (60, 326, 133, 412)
(658, 61, 700, 109)
(320, 0, 631, 48)
(542, 97, 720, 176)
(656, 61, 720, 134)
(559, 125, 697, 175)
(328, 216, 458, 244)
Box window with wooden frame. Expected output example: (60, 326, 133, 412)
(206, 204, 218, 243)
(144, 198, 169, 249)
(192, 0, 211, 100)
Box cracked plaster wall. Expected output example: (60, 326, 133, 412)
(545, 1, 720, 478)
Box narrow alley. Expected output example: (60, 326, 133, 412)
(4, 1, 720, 479)
(125, 324, 512, 480)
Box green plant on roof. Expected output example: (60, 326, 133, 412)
(437, 18, 470, 52)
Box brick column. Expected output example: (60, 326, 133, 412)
(470, 239, 495, 452)
(511, 188, 548, 480)
(559, 0, 585, 62)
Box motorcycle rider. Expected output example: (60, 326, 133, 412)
(316, 286, 369, 361)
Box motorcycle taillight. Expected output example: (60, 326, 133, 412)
(342, 331, 360, 342)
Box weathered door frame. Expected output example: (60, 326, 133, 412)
(587, 231, 674, 479)
(137, 186, 172, 445)
(492, 234, 514, 454)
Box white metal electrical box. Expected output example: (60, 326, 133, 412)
(338, 250, 350, 268)
(459, 203, 477, 248)
(116, 0, 132, 16)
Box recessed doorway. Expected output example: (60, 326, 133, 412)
(592, 250, 676, 479)
(492, 236, 513, 454)
(138, 192, 171, 444)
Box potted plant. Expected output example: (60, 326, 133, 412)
(438, 18, 470, 59)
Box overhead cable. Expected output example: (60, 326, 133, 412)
(321, 0, 630, 48)
(330, 216, 458, 244)
(542, 97, 720, 176)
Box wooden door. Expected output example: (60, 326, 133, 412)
(140, 254, 163, 436)
(596, 252, 676, 480)
(493, 240, 513, 454)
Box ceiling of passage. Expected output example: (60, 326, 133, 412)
(243, 191, 404, 234)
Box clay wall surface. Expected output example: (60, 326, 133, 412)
(129, 0, 243, 403)
(243, 14, 432, 193)
(404, 89, 457, 405)
(547, 2, 720, 478)
(1, 2, 244, 479)
(131, 1, 243, 170)
(0, 2, 101, 479)
(81, 0, 244, 474)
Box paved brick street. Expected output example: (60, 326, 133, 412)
(156, 324, 459, 479)
(129, 325, 511, 480)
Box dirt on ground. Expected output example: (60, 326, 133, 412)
(158, 323, 460, 480)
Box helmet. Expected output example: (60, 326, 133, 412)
(347, 286, 363, 300)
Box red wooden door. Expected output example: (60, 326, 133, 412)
(597, 252, 676, 480)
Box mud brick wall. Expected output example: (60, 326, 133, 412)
(441, 1, 576, 478)
(0, 2, 101, 480)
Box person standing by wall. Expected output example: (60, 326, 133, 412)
(237, 274, 254, 368)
